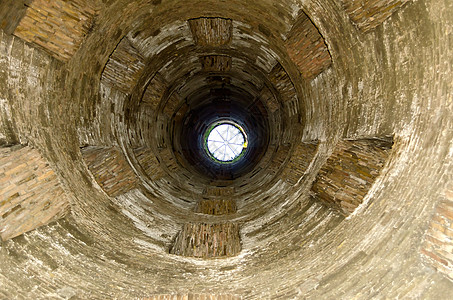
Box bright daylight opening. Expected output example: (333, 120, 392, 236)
(205, 122, 247, 162)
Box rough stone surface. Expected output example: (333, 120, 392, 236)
(0, 145, 69, 241)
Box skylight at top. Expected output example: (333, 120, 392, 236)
(206, 123, 247, 162)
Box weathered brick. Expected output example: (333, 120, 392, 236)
(13, 0, 96, 61)
(188, 17, 233, 47)
(312, 138, 393, 215)
(81, 146, 138, 197)
(285, 11, 331, 80)
(101, 37, 146, 94)
(342, 0, 411, 32)
(0, 146, 69, 241)
(170, 223, 241, 258)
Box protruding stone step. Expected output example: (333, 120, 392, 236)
(81, 146, 138, 197)
(342, 0, 411, 32)
(188, 17, 233, 47)
(285, 11, 331, 80)
(312, 138, 393, 215)
(0, 145, 69, 241)
(101, 37, 146, 94)
(13, 0, 97, 61)
(170, 223, 241, 258)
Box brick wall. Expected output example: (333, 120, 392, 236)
(142, 73, 168, 110)
(132, 147, 165, 181)
(170, 223, 241, 258)
(200, 55, 232, 72)
(285, 12, 331, 80)
(0, 0, 31, 35)
(81, 146, 138, 197)
(101, 37, 146, 94)
(342, 0, 411, 32)
(14, 0, 97, 61)
(188, 17, 233, 47)
(266, 144, 291, 176)
(282, 142, 319, 185)
(0, 146, 69, 241)
(421, 185, 453, 281)
(268, 63, 297, 103)
(312, 139, 393, 215)
(259, 86, 279, 113)
(195, 199, 237, 215)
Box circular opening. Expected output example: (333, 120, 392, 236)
(204, 121, 248, 163)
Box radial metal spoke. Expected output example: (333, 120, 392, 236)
(206, 123, 246, 162)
